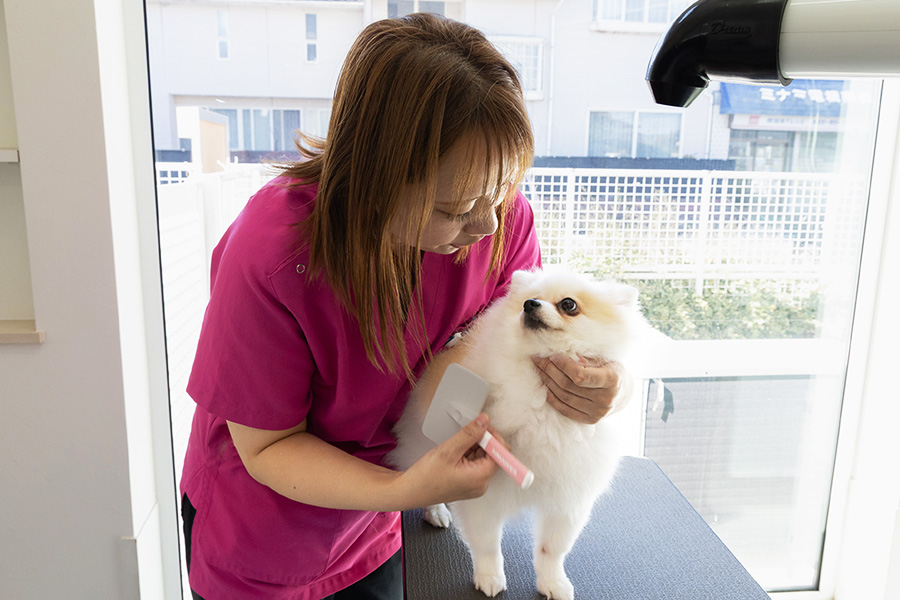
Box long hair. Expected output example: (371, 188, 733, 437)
(282, 13, 535, 379)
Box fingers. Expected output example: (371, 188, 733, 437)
(443, 413, 490, 456)
(400, 414, 498, 508)
(531, 355, 621, 424)
(543, 381, 598, 424)
(534, 355, 618, 389)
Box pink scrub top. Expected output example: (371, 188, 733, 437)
(181, 177, 541, 599)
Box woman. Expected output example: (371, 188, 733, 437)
(181, 13, 623, 599)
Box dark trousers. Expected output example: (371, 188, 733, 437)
(181, 494, 403, 600)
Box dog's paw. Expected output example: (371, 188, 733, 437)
(423, 504, 452, 528)
(474, 570, 507, 597)
(537, 575, 574, 600)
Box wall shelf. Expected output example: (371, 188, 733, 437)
(0, 320, 44, 344)
(0, 148, 19, 162)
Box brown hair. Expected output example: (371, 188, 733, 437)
(282, 13, 534, 379)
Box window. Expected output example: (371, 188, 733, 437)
(720, 80, 855, 173)
(728, 130, 793, 172)
(273, 109, 301, 151)
(307, 107, 331, 139)
(210, 108, 301, 152)
(491, 37, 543, 98)
(588, 111, 633, 157)
(522, 78, 880, 592)
(216, 10, 229, 59)
(595, 0, 693, 24)
(644, 375, 840, 590)
(727, 129, 840, 173)
(306, 13, 317, 62)
(147, 3, 892, 597)
(389, 1, 445, 18)
(588, 110, 681, 158)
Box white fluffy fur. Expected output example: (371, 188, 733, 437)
(389, 269, 649, 599)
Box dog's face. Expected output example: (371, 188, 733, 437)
(502, 269, 645, 360)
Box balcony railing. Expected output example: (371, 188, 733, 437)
(522, 168, 867, 295)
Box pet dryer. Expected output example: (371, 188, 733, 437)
(646, 0, 900, 108)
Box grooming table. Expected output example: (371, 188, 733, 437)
(401, 456, 770, 599)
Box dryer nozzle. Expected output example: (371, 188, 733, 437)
(646, 0, 790, 107)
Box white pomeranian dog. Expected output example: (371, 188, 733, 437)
(389, 268, 650, 600)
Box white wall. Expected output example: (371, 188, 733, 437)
(1, 0, 173, 597)
(147, 0, 365, 149)
(0, 0, 33, 321)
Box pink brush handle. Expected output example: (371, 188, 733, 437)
(479, 432, 535, 489)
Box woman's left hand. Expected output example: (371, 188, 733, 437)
(530, 355, 627, 424)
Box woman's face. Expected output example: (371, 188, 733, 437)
(394, 141, 505, 255)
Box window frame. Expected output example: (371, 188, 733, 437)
(305, 13, 318, 63)
(389, 1, 447, 18)
(591, 0, 693, 33)
(586, 108, 684, 158)
(136, 5, 900, 600)
(216, 9, 229, 60)
(489, 35, 544, 101)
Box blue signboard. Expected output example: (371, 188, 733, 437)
(719, 80, 862, 117)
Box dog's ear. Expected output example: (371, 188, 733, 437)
(601, 281, 640, 308)
(510, 269, 539, 290)
(617, 284, 640, 308)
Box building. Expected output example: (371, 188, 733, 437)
(147, 0, 869, 173)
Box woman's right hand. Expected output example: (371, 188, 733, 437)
(396, 413, 501, 509)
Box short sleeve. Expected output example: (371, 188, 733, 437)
(186, 236, 315, 431)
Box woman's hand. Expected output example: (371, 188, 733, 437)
(531, 355, 628, 424)
(396, 413, 502, 509)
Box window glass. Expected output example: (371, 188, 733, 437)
(306, 13, 318, 62)
(388, 1, 415, 18)
(599, 0, 623, 20)
(636, 112, 680, 157)
(492, 38, 542, 94)
(644, 376, 841, 590)
(624, 0, 645, 22)
(147, 2, 883, 595)
(211, 108, 238, 149)
(389, 1, 444, 18)
(241, 109, 251, 149)
(216, 10, 229, 59)
(252, 109, 271, 151)
(216, 10, 228, 37)
(419, 1, 446, 15)
(588, 111, 634, 157)
(647, 0, 670, 23)
(599, 0, 694, 24)
(317, 108, 331, 138)
(279, 110, 301, 151)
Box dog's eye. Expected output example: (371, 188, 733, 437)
(558, 298, 578, 314)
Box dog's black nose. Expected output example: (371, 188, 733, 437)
(524, 299, 541, 313)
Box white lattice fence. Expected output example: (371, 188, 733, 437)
(522, 168, 868, 295)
